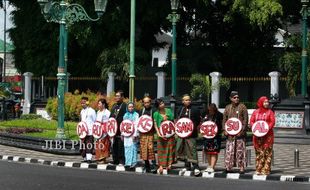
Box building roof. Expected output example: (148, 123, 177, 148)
(0, 39, 14, 52)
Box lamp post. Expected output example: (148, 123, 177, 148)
(37, 0, 108, 139)
(301, 0, 309, 97)
(167, 0, 180, 97)
(129, 0, 135, 102)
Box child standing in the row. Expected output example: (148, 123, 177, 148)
(123, 102, 140, 168)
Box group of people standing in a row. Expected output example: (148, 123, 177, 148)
(79, 90, 275, 176)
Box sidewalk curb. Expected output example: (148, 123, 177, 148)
(1, 154, 309, 183)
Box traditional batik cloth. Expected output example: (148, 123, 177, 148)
(95, 109, 111, 161)
(176, 106, 200, 165)
(250, 96, 275, 175)
(222, 103, 248, 170)
(224, 138, 246, 170)
(139, 107, 155, 161)
(153, 108, 175, 168)
(123, 110, 139, 167)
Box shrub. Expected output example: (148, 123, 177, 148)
(20, 114, 42, 120)
(46, 90, 143, 121)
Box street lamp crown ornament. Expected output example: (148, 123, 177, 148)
(170, 0, 180, 11)
(301, 0, 309, 5)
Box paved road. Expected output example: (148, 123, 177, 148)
(0, 161, 309, 190)
(1, 143, 310, 176)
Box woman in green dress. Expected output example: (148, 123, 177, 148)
(153, 98, 176, 174)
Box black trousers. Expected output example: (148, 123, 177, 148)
(80, 136, 94, 158)
(112, 136, 125, 165)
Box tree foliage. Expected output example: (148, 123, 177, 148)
(6, 0, 307, 96)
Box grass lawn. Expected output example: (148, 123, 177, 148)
(0, 119, 79, 140)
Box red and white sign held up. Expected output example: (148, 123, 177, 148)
(252, 121, 270, 137)
(107, 118, 118, 137)
(224, 117, 242, 136)
(159, 120, 175, 138)
(77, 121, 88, 139)
(92, 121, 108, 139)
(120, 119, 135, 137)
(137, 115, 153, 133)
(175, 118, 194, 138)
(200, 121, 218, 139)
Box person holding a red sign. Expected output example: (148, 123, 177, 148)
(123, 102, 140, 168)
(95, 98, 111, 164)
(250, 96, 275, 175)
(176, 95, 201, 176)
(80, 97, 97, 163)
(153, 98, 176, 174)
(110, 90, 127, 165)
(222, 91, 248, 174)
(139, 95, 156, 173)
(201, 103, 223, 173)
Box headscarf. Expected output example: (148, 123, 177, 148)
(123, 102, 136, 121)
(257, 96, 269, 112)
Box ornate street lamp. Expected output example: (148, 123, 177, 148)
(167, 0, 180, 97)
(301, 0, 309, 96)
(37, 0, 108, 139)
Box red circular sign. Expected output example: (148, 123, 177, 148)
(77, 121, 88, 139)
(175, 118, 194, 138)
(252, 121, 270, 137)
(200, 121, 218, 139)
(224, 117, 242, 136)
(92, 121, 103, 139)
(159, 120, 175, 138)
(107, 118, 118, 137)
(120, 119, 135, 137)
(137, 115, 153, 133)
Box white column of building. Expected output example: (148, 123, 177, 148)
(23, 72, 33, 114)
(269, 71, 281, 97)
(210, 72, 222, 107)
(155, 71, 166, 98)
(107, 72, 116, 97)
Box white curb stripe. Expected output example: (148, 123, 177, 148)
(135, 167, 144, 173)
(51, 161, 58, 166)
(253, 174, 267, 181)
(184, 171, 192, 177)
(80, 163, 89, 169)
(25, 158, 31, 163)
(280, 175, 295, 181)
(65, 162, 74, 167)
(38, 159, 45, 164)
(227, 173, 240, 179)
(13, 156, 20, 162)
(163, 169, 168, 175)
(116, 165, 125, 172)
(202, 172, 215, 178)
(2, 155, 9, 160)
(97, 164, 107, 170)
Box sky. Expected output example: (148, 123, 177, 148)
(0, 4, 14, 42)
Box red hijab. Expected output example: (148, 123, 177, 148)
(257, 96, 269, 112)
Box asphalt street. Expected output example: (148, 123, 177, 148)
(0, 160, 309, 190)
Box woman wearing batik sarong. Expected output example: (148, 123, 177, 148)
(95, 99, 111, 164)
(250, 96, 275, 175)
(139, 96, 156, 173)
(123, 102, 139, 168)
(176, 95, 201, 176)
(223, 91, 248, 174)
(153, 98, 175, 174)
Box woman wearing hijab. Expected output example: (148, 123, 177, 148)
(250, 96, 275, 175)
(123, 102, 140, 168)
